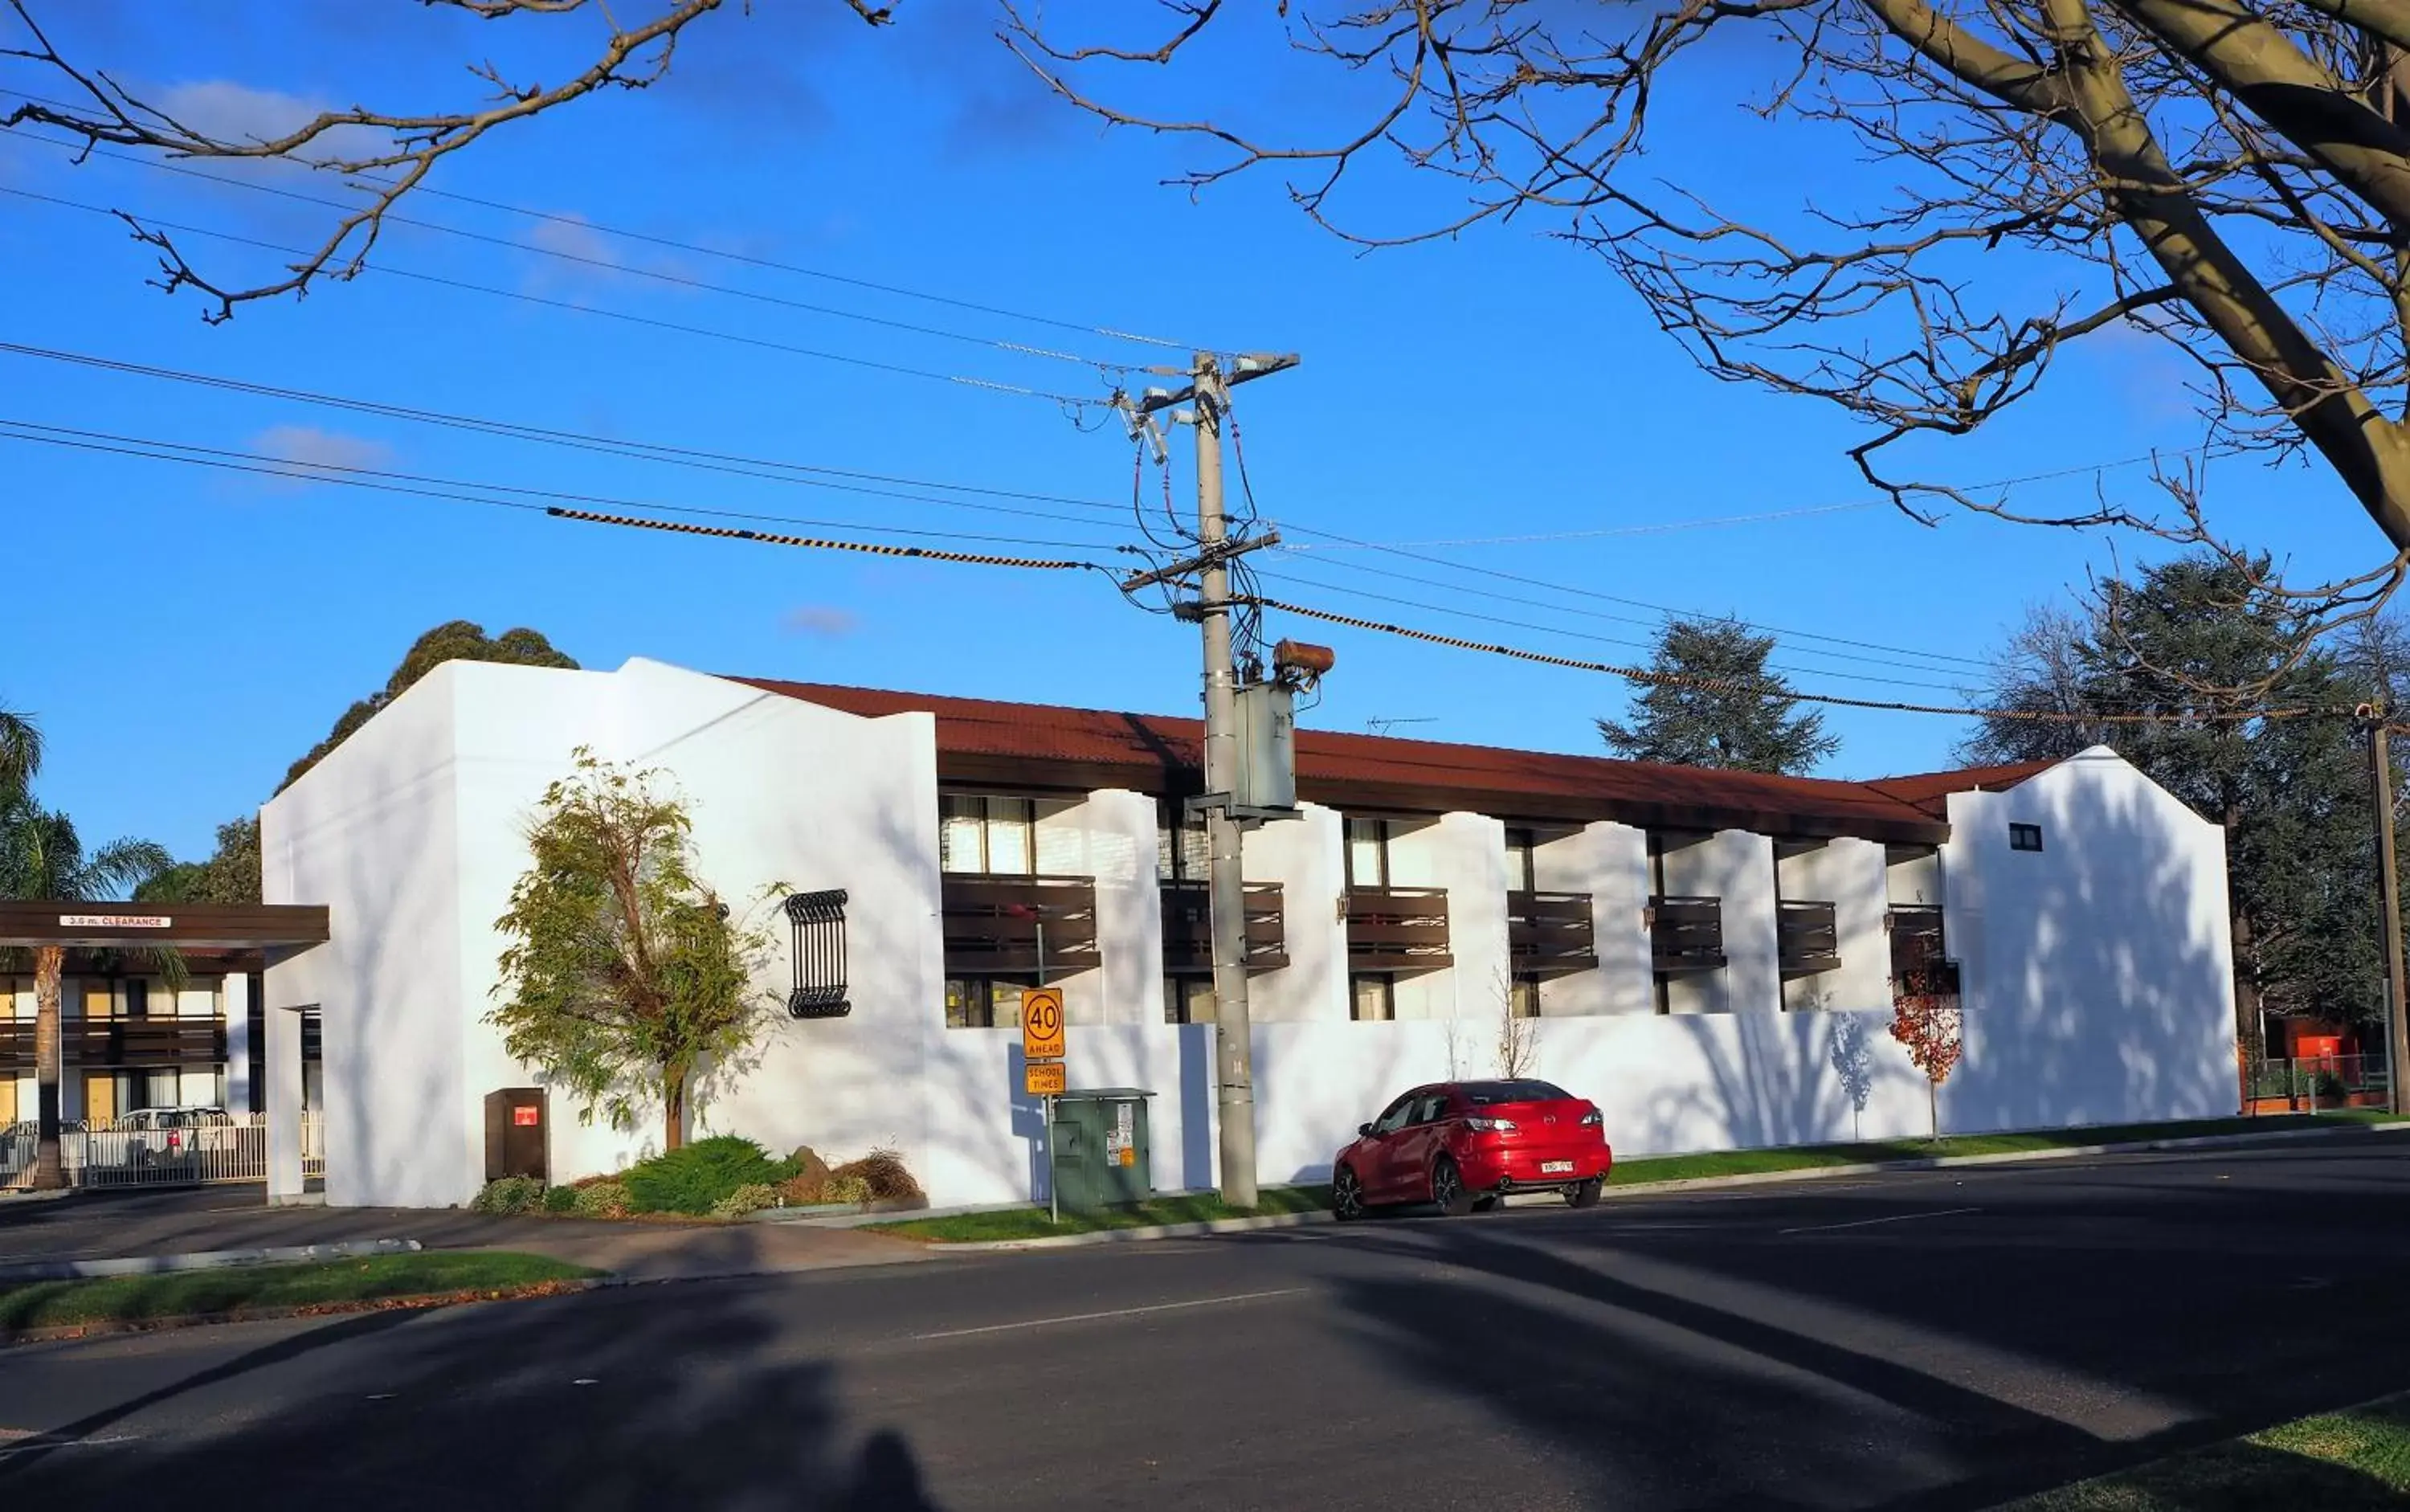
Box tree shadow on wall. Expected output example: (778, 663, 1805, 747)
(1638, 776, 2234, 1154)
(0, 1285, 945, 1512)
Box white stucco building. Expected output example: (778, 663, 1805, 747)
(257, 656, 2238, 1209)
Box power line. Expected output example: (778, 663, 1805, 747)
(6, 129, 1150, 374)
(0, 341, 1134, 523)
(0, 420, 1154, 554)
(1250, 566, 1972, 693)
(1244, 595, 2351, 725)
(0, 84, 1207, 356)
(542, 506, 1118, 573)
(1279, 454, 2167, 550)
(0, 186, 1111, 410)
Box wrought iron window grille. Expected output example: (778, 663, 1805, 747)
(784, 889, 851, 1019)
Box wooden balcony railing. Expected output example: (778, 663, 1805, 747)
(1508, 890, 1596, 978)
(1777, 900, 1842, 976)
(1648, 896, 1726, 974)
(941, 874, 1101, 976)
(1889, 904, 1948, 977)
(1346, 886, 1452, 975)
(0, 1016, 230, 1073)
(1160, 881, 1289, 975)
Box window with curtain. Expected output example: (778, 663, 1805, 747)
(939, 795, 1037, 875)
(1346, 818, 1391, 889)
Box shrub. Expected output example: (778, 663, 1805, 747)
(830, 1148, 924, 1205)
(788, 1146, 835, 1195)
(471, 1176, 546, 1215)
(572, 1179, 631, 1218)
(709, 1183, 779, 1220)
(542, 1183, 580, 1215)
(621, 1135, 794, 1216)
(822, 1173, 873, 1205)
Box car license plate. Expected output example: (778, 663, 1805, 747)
(1541, 1160, 1575, 1175)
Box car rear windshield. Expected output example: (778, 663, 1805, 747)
(1456, 1080, 1573, 1105)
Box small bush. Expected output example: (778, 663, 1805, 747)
(621, 1136, 794, 1216)
(709, 1183, 779, 1220)
(471, 1176, 546, 1215)
(830, 1148, 924, 1205)
(822, 1173, 873, 1205)
(788, 1146, 835, 1195)
(542, 1184, 579, 1215)
(573, 1179, 631, 1219)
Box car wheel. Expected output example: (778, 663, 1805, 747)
(1565, 1176, 1603, 1209)
(1431, 1156, 1474, 1217)
(1332, 1164, 1368, 1222)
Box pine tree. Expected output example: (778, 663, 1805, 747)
(1598, 618, 1839, 774)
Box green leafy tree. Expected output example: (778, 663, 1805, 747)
(0, 704, 39, 799)
(280, 621, 577, 793)
(0, 744, 174, 1187)
(138, 816, 262, 906)
(1963, 556, 2387, 1071)
(1599, 618, 1840, 774)
(487, 750, 774, 1152)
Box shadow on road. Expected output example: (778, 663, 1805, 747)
(0, 1283, 945, 1511)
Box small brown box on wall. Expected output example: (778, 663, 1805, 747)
(484, 1088, 549, 1183)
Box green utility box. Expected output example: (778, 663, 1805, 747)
(1048, 1088, 1155, 1212)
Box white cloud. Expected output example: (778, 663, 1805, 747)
(249, 424, 393, 490)
(151, 80, 329, 145)
(781, 605, 860, 638)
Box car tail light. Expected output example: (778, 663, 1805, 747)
(1578, 1107, 1603, 1127)
(1461, 1116, 1517, 1133)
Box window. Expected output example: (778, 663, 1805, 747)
(2009, 822, 2044, 853)
(1505, 828, 1538, 892)
(1411, 1093, 1451, 1125)
(1458, 1079, 1573, 1105)
(1163, 976, 1217, 1025)
(1370, 1094, 1418, 1135)
(1346, 817, 1391, 888)
(125, 979, 149, 1020)
(1351, 974, 1395, 1021)
(1509, 976, 1542, 1020)
(1158, 807, 1210, 881)
(944, 975, 1034, 1029)
(940, 795, 1035, 875)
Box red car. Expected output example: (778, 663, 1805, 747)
(1330, 1078, 1612, 1220)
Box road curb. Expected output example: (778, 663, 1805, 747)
(936, 1208, 1337, 1252)
(1595, 1118, 2410, 1199)
(0, 1238, 424, 1285)
(0, 1277, 602, 1347)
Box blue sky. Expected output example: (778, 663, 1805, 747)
(0, 1, 2389, 860)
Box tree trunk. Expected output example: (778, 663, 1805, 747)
(32, 945, 63, 1191)
(1927, 1076, 1939, 1143)
(663, 1068, 686, 1153)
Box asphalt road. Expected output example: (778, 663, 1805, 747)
(5, 1137, 2410, 1511)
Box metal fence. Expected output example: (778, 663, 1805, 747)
(0, 1112, 323, 1191)
(2248, 1053, 2392, 1109)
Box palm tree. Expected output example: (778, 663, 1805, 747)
(0, 705, 38, 800)
(0, 754, 174, 1188)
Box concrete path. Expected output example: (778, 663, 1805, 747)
(0, 1185, 930, 1282)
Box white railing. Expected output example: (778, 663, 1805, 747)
(0, 1112, 325, 1191)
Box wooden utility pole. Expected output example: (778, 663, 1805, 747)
(2367, 706, 2410, 1117)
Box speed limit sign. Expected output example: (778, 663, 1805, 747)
(1020, 987, 1065, 1060)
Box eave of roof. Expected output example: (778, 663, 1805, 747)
(733, 678, 2041, 846)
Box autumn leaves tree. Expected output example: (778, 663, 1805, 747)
(1889, 971, 1965, 1141)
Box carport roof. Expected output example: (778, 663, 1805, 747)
(737, 679, 2049, 846)
(0, 901, 330, 950)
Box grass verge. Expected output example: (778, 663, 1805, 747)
(868, 1185, 1330, 1243)
(1607, 1111, 2392, 1188)
(0, 1251, 598, 1338)
(1999, 1391, 2410, 1510)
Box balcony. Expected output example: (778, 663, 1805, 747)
(1346, 886, 1452, 975)
(0, 1016, 230, 1072)
(1160, 881, 1289, 975)
(1777, 901, 1842, 977)
(1889, 904, 1948, 977)
(1508, 890, 1596, 979)
(1648, 896, 1726, 975)
(941, 874, 1101, 976)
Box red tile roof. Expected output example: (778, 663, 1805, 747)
(734, 679, 2050, 844)
(1862, 761, 2053, 819)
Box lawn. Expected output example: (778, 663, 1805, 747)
(2001, 1391, 2410, 1510)
(868, 1185, 1330, 1243)
(0, 1251, 598, 1337)
(1607, 1112, 2393, 1188)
